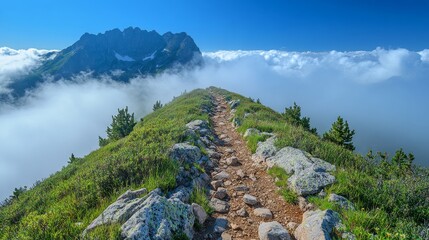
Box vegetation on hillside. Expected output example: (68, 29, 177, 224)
(1, 87, 427, 239)
(323, 116, 356, 151)
(283, 102, 317, 134)
(153, 100, 163, 111)
(99, 106, 136, 147)
(0, 89, 213, 239)
(212, 87, 429, 240)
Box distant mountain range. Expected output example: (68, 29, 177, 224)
(8, 27, 202, 97)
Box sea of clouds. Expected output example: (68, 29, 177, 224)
(0, 47, 428, 199)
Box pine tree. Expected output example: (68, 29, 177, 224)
(99, 106, 136, 147)
(68, 153, 76, 164)
(392, 148, 414, 174)
(153, 100, 163, 111)
(323, 116, 355, 151)
(283, 102, 317, 134)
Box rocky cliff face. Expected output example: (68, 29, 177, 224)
(9, 27, 202, 97)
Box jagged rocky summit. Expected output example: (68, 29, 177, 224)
(9, 27, 203, 97)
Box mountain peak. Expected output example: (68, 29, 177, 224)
(8, 27, 203, 97)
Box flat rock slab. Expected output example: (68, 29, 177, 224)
(254, 208, 273, 219)
(243, 194, 258, 205)
(210, 198, 230, 213)
(259, 221, 291, 240)
(213, 171, 230, 181)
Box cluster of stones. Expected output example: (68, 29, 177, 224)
(247, 128, 356, 240)
(82, 119, 218, 239)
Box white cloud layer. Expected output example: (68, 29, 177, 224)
(1, 47, 428, 200)
(0, 47, 56, 93)
(204, 48, 429, 83)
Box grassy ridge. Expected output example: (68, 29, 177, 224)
(0, 89, 212, 239)
(211, 87, 429, 240)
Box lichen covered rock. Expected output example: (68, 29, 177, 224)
(121, 192, 195, 239)
(288, 168, 336, 196)
(252, 136, 278, 163)
(294, 209, 341, 240)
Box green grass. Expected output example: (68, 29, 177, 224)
(210, 87, 429, 240)
(0, 89, 213, 239)
(190, 186, 213, 215)
(1, 87, 428, 240)
(267, 166, 298, 204)
(84, 223, 122, 240)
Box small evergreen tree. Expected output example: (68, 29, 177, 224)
(99, 106, 136, 147)
(256, 98, 261, 104)
(153, 100, 163, 111)
(283, 102, 317, 134)
(323, 116, 355, 151)
(392, 148, 414, 175)
(68, 153, 76, 164)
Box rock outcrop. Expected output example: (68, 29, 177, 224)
(121, 190, 195, 239)
(252, 136, 278, 163)
(259, 221, 291, 240)
(287, 167, 336, 196)
(84, 188, 195, 239)
(266, 147, 335, 175)
(252, 134, 336, 197)
(84, 119, 216, 239)
(294, 209, 341, 240)
(328, 193, 355, 210)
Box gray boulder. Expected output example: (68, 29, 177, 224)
(168, 185, 192, 203)
(244, 128, 261, 138)
(288, 168, 335, 196)
(170, 143, 201, 165)
(267, 147, 335, 175)
(84, 188, 195, 239)
(266, 147, 312, 174)
(232, 117, 242, 127)
(210, 198, 230, 213)
(211, 217, 229, 233)
(252, 136, 277, 163)
(243, 194, 258, 205)
(310, 157, 336, 172)
(186, 119, 209, 132)
(258, 221, 291, 240)
(294, 209, 341, 240)
(192, 203, 208, 225)
(213, 171, 230, 181)
(328, 194, 355, 210)
(83, 188, 150, 233)
(228, 99, 240, 109)
(254, 208, 273, 219)
(121, 193, 194, 240)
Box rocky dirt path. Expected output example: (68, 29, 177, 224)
(205, 95, 303, 239)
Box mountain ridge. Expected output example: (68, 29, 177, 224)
(8, 27, 202, 97)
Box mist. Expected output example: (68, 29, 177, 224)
(1, 47, 429, 200)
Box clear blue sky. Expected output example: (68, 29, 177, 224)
(1, 0, 428, 51)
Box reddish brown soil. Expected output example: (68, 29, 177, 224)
(198, 95, 303, 239)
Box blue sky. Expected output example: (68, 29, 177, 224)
(1, 0, 429, 51)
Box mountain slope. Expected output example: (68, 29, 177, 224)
(8, 27, 202, 97)
(0, 89, 213, 239)
(0, 87, 427, 239)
